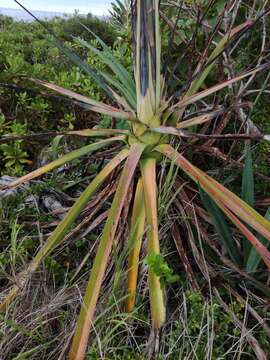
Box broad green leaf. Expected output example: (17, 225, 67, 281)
(199, 187, 241, 265)
(100, 70, 137, 110)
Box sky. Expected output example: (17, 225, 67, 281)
(0, 0, 112, 15)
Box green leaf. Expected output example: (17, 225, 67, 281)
(135, 0, 161, 124)
(199, 186, 241, 265)
(4, 137, 124, 189)
(157, 144, 270, 244)
(144, 253, 180, 289)
(30, 79, 133, 119)
(100, 70, 137, 109)
(77, 25, 135, 94)
(75, 37, 136, 107)
(241, 147, 254, 259)
(241, 148, 254, 207)
(183, 21, 252, 101)
(14, 0, 114, 99)
(246, 208, 270, 273)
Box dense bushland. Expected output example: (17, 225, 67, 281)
(0, 13, 127, 175)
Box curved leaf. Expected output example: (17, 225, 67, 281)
(75, 36, 136, 107)
(184, 21, 253, 99)
(174, 63, 270, 110)
(31, 79, 133, 119)
(1, 136, 125, 189)
(217, 203, 270, 270)
(156, 144, 270, 244)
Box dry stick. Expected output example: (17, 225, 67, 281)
(100, 179, 134, 296)
(156, 127, 268, 140)
(174, 197, 211, 281)
(171, 223, 200, 292)
(163, 0, 185, 41)
(224, 284, 270, 339)
(45, 185, 118, 260)
(214, 288, 267, 360)
(221, 3, 268, 161)
(69, 211, 109, 283)
(166, 0, 217, 86)
(159, 10, 186, 43)
(162, 0, 185, 78)
(175, 187, 270, 356)
(0, 130, 128, 145)
(237, 2, 267, 97)
(82, 177, 118, 213)
(0, 131, 74, 144)
(256, 197, 270, 207)
(181, 130, 267, 141)
(228, 72, 270, 161)
(87, 144, 123, 160)
(192, 144, 270, 183)
(97, 176, 134, 289)
(172, 2, 264, 99)
(174, 182, 269, 355)
(196, 4, 269, 149)
(186, 0, 231, 84)
(201, 2, 240, 148)
(173, 180, 270, 295)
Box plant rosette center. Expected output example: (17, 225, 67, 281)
(128, 114, 169, 152)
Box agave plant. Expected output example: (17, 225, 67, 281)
(1, 1, 270, 359)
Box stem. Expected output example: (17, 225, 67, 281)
(69, 143, 145, 360)
(126, 178, 145, 312)
(141, 157, 165, 330)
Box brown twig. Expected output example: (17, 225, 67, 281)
(172, 223, 200, 292)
